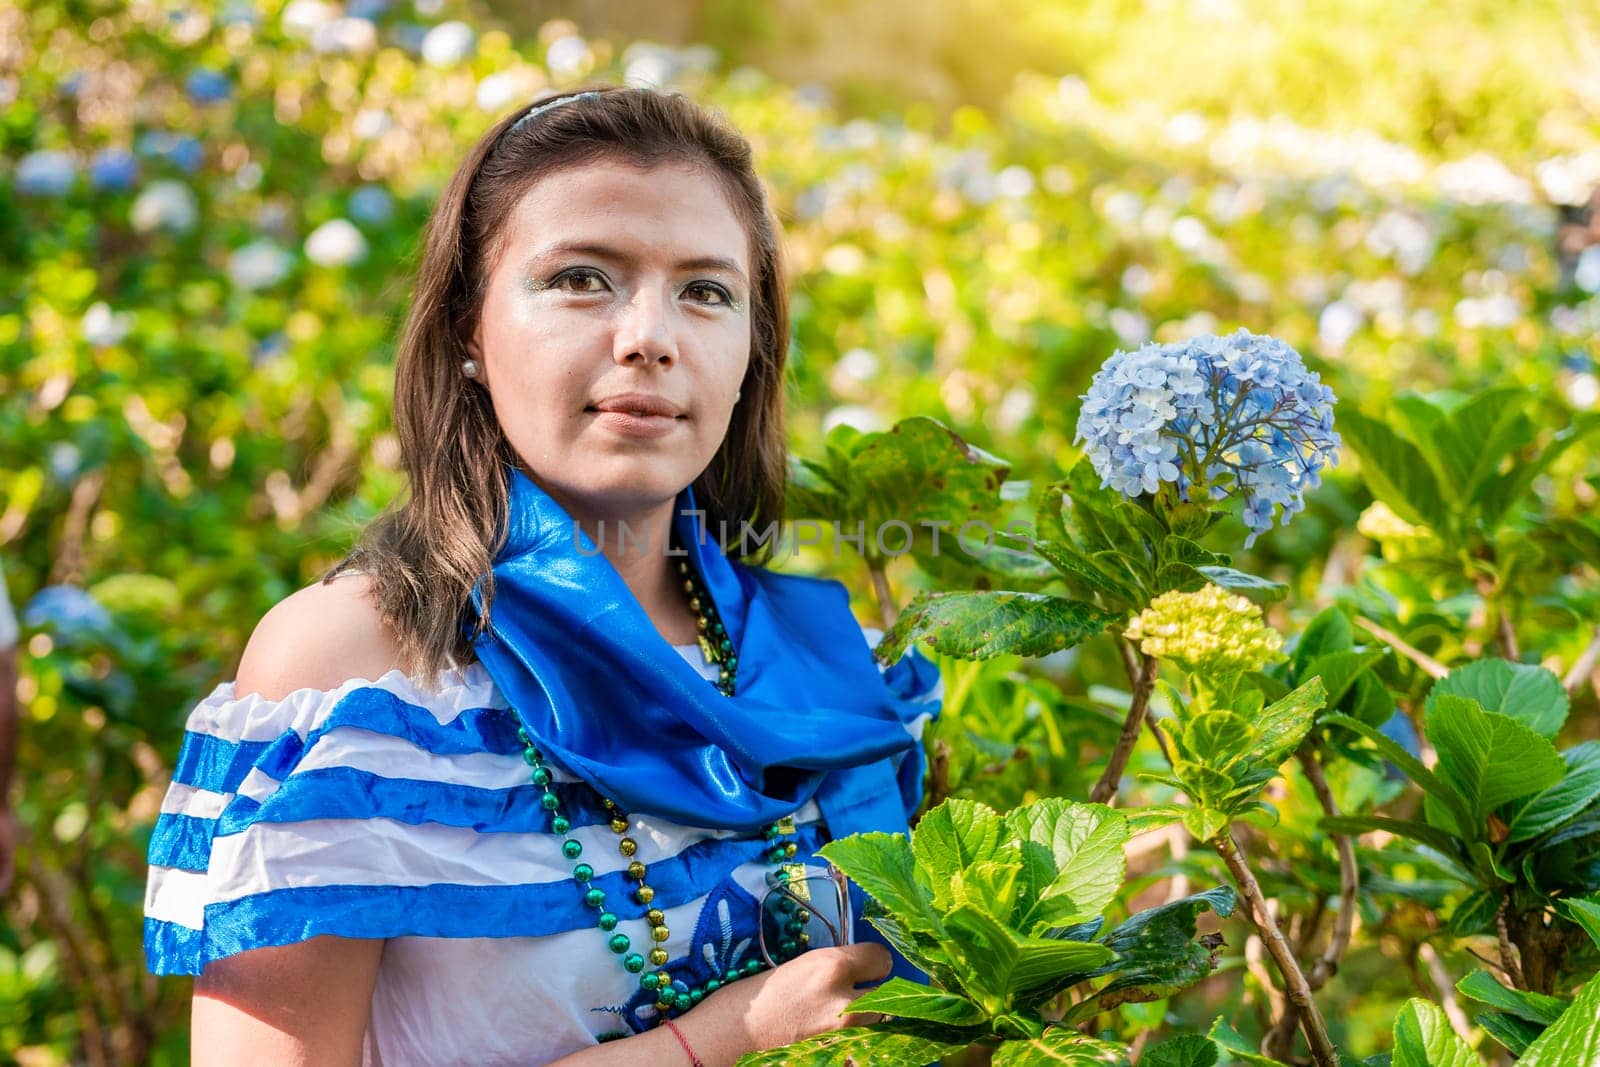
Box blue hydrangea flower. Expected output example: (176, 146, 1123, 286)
(16, 150, 77, 196)
(136, 132, 204, 174)
(89, 148, 140, 192)
(185, 69, 233, 105)
(25, 585, 115, 641)
(1074, 328, 1340, 546)
(347, 184, 394, 224)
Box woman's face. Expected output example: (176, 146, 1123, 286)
(468, 158, 752, 530)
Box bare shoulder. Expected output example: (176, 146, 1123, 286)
(235, 572, 404, 701)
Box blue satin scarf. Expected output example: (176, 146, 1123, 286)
(464, 466, 933, 842)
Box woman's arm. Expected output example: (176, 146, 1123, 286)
(550, 943, 894, 1067)
(192, 936, 385, 1067)
(190, 576, 401, 1064)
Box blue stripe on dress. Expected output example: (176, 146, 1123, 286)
(146, 822, 827, 975)
(171, 691, 520, 794)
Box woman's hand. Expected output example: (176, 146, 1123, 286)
(677, 943, 895, 1059)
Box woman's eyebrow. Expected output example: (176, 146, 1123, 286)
(523, 241, 747, 285)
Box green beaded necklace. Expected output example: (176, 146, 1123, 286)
(518, 546, 800, 1020)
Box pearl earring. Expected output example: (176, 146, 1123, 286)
(734, 389, 742, 402)
(461, 359, 480, 379)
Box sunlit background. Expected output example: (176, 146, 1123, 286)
(3, 1, 1599, 1062)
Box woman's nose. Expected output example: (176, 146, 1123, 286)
(613, 288, 677, 366)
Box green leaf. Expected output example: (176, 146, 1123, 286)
(733, 1021, 978, 1066)
(1447, 890, 1501, 937)
(1339, 408, 1451, 531)
(1068, 887, 1235, 1012)
(1292, 606, 1356, 678)
(1559, 894, 1600, 949)
(845, 977, 988, 1026)
(1475, 1011, 1544, 1056)
(1392, 998, 1481, 1067)
(1436, 386, 1536, 505)
(1519, 976, 1600, 1067)
(1253, 677, 1326, 767)
(1426, 694, 1566, 827)
(1319, 815, 1463, 858)
(1455, 969, 1568, 1025)
(1206, 1018, 1290, 1065)
(1193, 566, 1288, 601)
(1301, 649, 1388, 708)
(1136, 1034, 1220, 1067)
(1476, 412, 1600, 530)
(1325, 713, 1474, 834)
(1426, 660, 1569, 738)
(1006, 800, 1130, 934)
(1506, 741, 1600, 842)
(877, 589, 1122, 663)
(1029, 537, 1137, 602)
(992, 1031, 1130, 1066)
(818, 833, 943, 936)
(913, 799, 1003, 886)
(945, 905, 1116, 1005)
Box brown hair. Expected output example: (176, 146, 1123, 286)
(327, 87, 791, 685)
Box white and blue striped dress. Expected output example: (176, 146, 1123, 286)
(143, 628, 941, 1065)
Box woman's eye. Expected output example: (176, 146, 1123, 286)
(552, 268, 608, 293)
(684, 281, 732, 306)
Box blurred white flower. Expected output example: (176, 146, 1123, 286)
(352, 107, 393, 140)
(476, 71, 519, 111)
(546, 36, 591, 80)
(1318, 300, 1363, 349)
(995, 165, 1035, 199)
(821, 404, 886, 434)
(1365, 210, 1434, 275)
(992, 385, 1036, 434)
(1536, 154, 1600, 207)
(81, 302, 133, 347)
(1121, 264, 1154, 298)
(1108, 308, 1150, 347)
(281, 0, 334, 38)
(1435, 153, 1532, 206)
(624, 48, 675, 89)
(421, 21, 475, 67)
(1165, 112, 1207, 147)
(1561, 369, 1598, 408)
(228, 240, 293, 290)
(17, 150, 77, 196)
(304, 219, 367, 267)
(1575, 246, 1600, 295)
(829, 347, 880, 390)
(312, 16, 377, 55)
(131, 180, 199, 233)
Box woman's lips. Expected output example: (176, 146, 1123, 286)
(584, 407, 686, 439)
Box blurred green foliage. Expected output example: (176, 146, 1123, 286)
(2, 0, 1598, 1063)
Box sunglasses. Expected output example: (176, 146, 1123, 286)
(756, 863, 855, 969)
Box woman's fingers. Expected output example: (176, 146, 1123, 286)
(835, 942, 894, 982)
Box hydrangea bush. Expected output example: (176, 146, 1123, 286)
(1074, 329, 1341, 545)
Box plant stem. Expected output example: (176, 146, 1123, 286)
(1089, 644, 1158, 804)
(1416, 941, 1474, 1040)
(1496, 896, 1527, 990)
(1564, 626, 1600, 697)
(867, 562, 897, 631)
(1215, 831, 1340, 1066)
(1354, 615, 1448, 680)
(1266, 746, 1360, 1055)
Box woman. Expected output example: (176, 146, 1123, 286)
(142, 87, 942, 1065)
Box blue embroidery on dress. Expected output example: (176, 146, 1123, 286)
(609, 874, 766, 1034)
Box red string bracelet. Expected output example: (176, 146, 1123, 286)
(662, 1019, 704, 1067)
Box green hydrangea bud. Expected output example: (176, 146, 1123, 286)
(1126, 583, 1284, 676)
